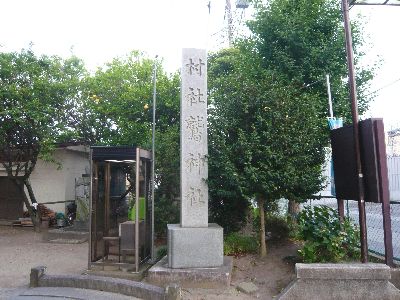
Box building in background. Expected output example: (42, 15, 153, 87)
(0, 144, 89, 220)
(388, 127, 400, 157)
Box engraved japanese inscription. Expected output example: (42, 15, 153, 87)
(181, 48, 208, 227)
(185, 58, 205, 76)
(186, 152, 207, 175)
(185, 115, 205, 142)
(185, 187, 206, 207)
(186, 87, 205, 106)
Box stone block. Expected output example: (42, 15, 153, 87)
(167, 223, 223, 268)
(30, 266, 47, 287)
(147, 256, 233, 288)
(296, 263, 391, 280)
(390, 268, 400, 289)
(276, 263, 400, 300)
(165, 283, 181, 300)
(37, 274, 165, 300)
(237, 282, 259, 295)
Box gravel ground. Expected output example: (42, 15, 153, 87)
(0, 226, 88, 288)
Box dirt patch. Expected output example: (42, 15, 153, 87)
(0, 226, 299, 299)
(0, 226, 87, 288)
(182, 240, 300, 299)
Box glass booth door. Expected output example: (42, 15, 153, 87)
(89, 147, 151, 272)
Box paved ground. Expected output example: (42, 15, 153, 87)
(0, 287, 139, 300)
(0, 226, 88, 288)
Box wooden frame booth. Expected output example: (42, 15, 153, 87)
(89, 146, 152, 272)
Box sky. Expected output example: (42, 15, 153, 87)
(353, 5, 400, 130)
(0, 0, 399, 129)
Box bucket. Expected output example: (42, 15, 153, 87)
(57, 219, 66, 227)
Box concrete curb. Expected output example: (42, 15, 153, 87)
(276, 263, 400, 300)
(30, 266, 181, 300)
(391, 268, 400, 289)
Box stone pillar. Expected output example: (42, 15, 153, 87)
(180, 48, 208, 227)
(167, 48, 223, 269)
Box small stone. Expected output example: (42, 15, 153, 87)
(237, 281, 259, 295)
(165, 283, 181, 300)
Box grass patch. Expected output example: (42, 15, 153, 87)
(224, 232, 258, 256)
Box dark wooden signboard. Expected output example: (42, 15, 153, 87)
(330, 118, 389, 203)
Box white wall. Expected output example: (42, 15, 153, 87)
(388, 156, 400, 201)
(28, 147, 89, 213)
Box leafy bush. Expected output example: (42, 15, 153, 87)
(297, 205, 360, 263)
(224, 232, 259, 256)
(265, 215, 290, 240)
(253, 207, 290, 241)
(208, 187, 249, 234)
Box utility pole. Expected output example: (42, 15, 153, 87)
(151, 55, 157, 262)
(326, 74, 333, 118)
(341, 0, 368, 263)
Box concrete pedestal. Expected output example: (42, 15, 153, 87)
(148, 256, 232, 289)
(277, 263, 400, 300)
(167, 223, 223, 269)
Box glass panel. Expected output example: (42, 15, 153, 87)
(91, 160, 137, 268)
(91, 162, 106, 262)
(119, 161, 136, 266)
(89, 147, 152, 271)
(138, 158, 152, 264)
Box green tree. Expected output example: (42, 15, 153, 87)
(77, 52, 181, 233)
(249, 0, 377, 228)
(208, 47, 325, 256)
(248, 0, 376, 121)
(77, 51, 180, 146)
(208, 0, 376, 256)
(0, 49, 86, 230)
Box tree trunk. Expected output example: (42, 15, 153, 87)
(257, 195, 267, 258)
(12, 179, 41, 231)
(288, 199, 300, 223)
(24, 178, 41, 231)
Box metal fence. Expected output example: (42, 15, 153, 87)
(308, 156, 400, 265)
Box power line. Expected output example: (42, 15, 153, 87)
(365, 77, 400, 96)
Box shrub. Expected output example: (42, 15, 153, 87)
(224, 232, 259, 256)
(265, 215, 290, 240)
(253, 208, 290, 241)
(209, 193, 249, 234)
(297, 205, 360, 263)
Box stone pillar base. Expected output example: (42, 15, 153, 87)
(167, 223, 223, 269)
(277, 263, 400, 300)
